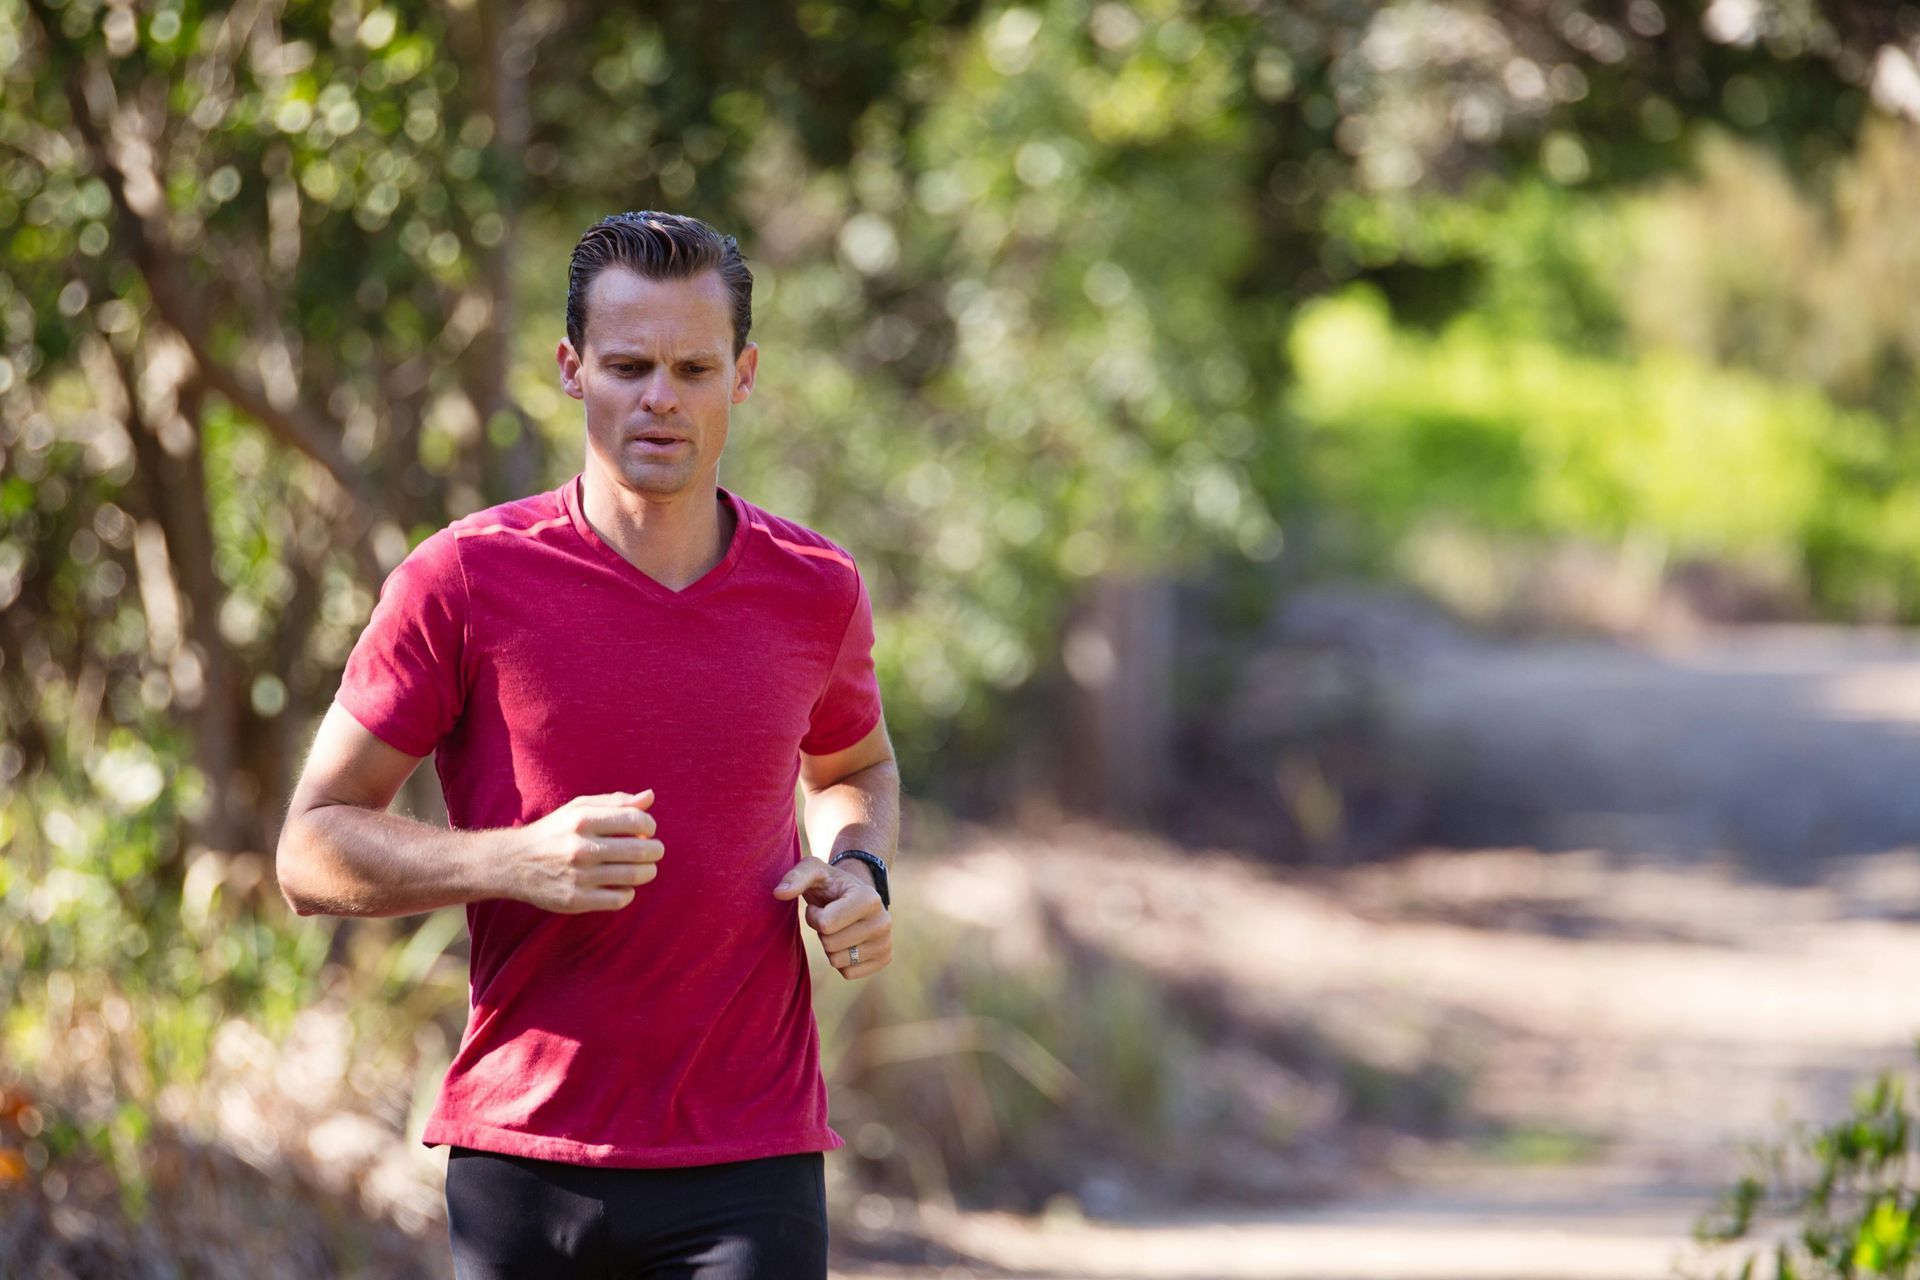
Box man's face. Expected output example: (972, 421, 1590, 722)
(557, 266, 757, 500)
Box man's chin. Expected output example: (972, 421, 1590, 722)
(614, 459, 700, 499)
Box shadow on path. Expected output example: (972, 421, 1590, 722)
(1386, 627, 1920, 883)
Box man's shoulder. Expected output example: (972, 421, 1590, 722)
(447, 486, 569, 544)
(735, 493, 861, 580)
(378, 487, 565, 596)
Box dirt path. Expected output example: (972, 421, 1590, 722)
(1386, 626, 1920, 877)
(862, 626, 1920, 1279)
(876, 837, 1918, 1278)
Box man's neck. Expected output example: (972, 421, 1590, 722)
(581, 465, 733, 592)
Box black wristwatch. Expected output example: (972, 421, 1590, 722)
(829, 849, 890, 909)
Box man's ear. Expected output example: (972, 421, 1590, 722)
(558, 338, 586, 401)
(731, 342, 759, 405)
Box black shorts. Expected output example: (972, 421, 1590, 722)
(444, 1145, 828, 1279)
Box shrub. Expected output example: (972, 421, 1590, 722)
(1691, 1038, 1920, 1280)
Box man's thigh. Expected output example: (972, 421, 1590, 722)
(607, 1151, 828, 1280)
(444, 1146, 612, 1277)
(444, 1146, 828, 1280)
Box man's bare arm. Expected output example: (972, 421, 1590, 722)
(276, 702, 518, 917)
(277, 702, 664, 918)
(783, 716, 899, 980)
(798, 717, 900, 883)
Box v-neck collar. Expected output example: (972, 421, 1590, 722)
(563, 471, 750, 605)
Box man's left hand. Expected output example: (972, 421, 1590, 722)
(773, 857, 892, 980)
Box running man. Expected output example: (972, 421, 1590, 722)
(276, 211, 898, 1278)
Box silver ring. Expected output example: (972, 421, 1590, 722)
(848, 945, 861, 965)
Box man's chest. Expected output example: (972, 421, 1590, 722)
(476, 590, 839, 772)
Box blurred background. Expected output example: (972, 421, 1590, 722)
(7, 0, 1920, 1275)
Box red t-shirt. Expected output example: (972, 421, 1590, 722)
(333, 472, 884, 1168)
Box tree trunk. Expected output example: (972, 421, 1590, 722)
(466, 0, 546, 507)
(116, 353, 249, 862)
(1056, 574, 1177, 827)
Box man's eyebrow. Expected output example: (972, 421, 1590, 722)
(598, 350, 724, 363)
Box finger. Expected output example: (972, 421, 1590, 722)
(818, 915, 887, 954)
(578, 887, 637, 913)
(578, 806, 658, 838)
(579, 788, 654, 808)
(828, 935, 891, 969)
(773, 857, 831, 900)
(812, 890, 881, 936)
(584, 862, 660, 889)
(840, 951, 892, 980)
(590, 837, 666, 863)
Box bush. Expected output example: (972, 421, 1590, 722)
(1691, 1038, 1920, 1280)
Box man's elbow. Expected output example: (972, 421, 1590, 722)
(281, 876, 320, 916)
(274, 809, 320, 917)
(275, 857, 314, 917)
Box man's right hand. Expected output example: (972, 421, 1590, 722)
(502, 789, 664, 913)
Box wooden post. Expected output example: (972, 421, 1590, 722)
(1058, 574, 1176, 826)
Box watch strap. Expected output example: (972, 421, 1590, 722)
(829, 849, 890, 909)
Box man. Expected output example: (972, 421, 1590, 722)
(275, 211, 898, 1279)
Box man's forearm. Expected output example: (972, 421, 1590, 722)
(801, 760, 901, 884)
(278, 804, 518, 919)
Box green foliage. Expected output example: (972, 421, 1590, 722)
(710, 0, 1287, 782)
(1295, 284, 1840, 547)
(0, 754, 476, 1228)
(1473, 1124, 1606, 1166)
(1323, 178, 1631, 347)
(1289, 274, 1920, 623)
(1692, 1045, 1920, 1280)
(0, 763, 331, 1201)
(1614, 122, 1920, 428)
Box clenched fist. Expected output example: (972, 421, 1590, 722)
(774, 857, 892, 979)
(503, 789, 665, 913)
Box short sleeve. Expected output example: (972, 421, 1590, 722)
(335, 528, 469, 758)
(799, 563, 884, 757)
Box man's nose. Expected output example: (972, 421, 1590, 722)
(638, 368, 678, 415)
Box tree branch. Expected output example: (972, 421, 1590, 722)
(24, 0, 385, 576)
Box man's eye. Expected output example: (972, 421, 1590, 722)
(684, 365, 709, 375)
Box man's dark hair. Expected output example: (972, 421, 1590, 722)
(566, 211, 754, 358)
